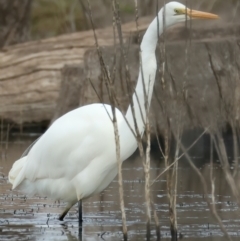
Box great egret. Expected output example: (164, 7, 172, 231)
(8, 2, 218, 221)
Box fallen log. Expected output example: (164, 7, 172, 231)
(0, 16, 151, 125)
(0, 18, 239, 133)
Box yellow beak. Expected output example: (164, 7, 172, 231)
(186, 8, 219, 19)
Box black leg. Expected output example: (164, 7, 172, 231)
(78, 200, 83, 240)
(59, 204, 74, 221)
(78, 200, 83, 224)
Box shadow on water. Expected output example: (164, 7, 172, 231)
(0, 137, 240, 241)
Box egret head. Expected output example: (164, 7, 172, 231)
(163, 2, 219, 27)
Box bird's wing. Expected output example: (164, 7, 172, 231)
(14, 103, 124, 188)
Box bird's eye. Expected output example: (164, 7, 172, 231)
(174, 9, 180, 14)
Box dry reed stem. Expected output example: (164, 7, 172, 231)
(153, 122, 166, 158)
(160, 1, 166, 90)
(0, 118, 3, 160)
(113, 120, 128, 239)
(78, 0, 90, 29)
(213, 132, 240, 206)
(145, 109, 152, 228)
(160, 5, 179, 238)
(0, 120, 11, 161)
(151, 201, 160, 240)
(5, 124, 10, 160)
(134, 0, 140, 44)
(231, 123, 240, 179)
(231, 0, 240, 22)
(112, 0, 153, 231)
(158, 3, 180, 239)
(111, 0, 141, 140)
(151, 129, 208, 185)
(2, 123, 10, 161)
(136, 1, 152, 229)
(163, 122, 179, 239)
(183, 0, 193, 79)
(172, 130, 233, 241)
(165, 122, 180, 240)
(86, 0, 128, 238)
(172, 127, 181, 235)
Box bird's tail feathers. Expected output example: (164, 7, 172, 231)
(8, 156, 27, 189)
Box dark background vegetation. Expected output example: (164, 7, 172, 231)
(0, 0, 239, 47)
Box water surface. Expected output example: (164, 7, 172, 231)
(0, 139, 240, 241)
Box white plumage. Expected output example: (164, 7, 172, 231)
(9, 2, 218, 220)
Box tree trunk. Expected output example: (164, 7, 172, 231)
(0, 0, 32, 48)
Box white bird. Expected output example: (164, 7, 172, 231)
(8, 2, 218, 221)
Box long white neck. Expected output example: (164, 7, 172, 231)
(125, 11, 164, 136)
